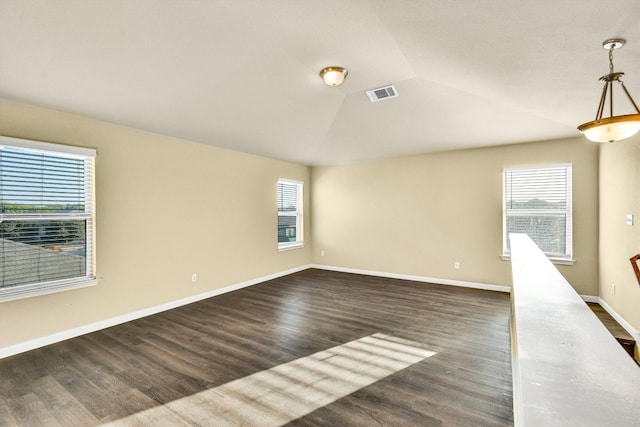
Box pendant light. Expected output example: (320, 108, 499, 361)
(577, 39, 640, 143)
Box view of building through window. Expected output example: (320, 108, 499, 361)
(503, 164, 572, 260)
(0, 139, 95, 294)
(277, 179, 303, 249)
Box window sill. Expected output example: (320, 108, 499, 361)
(502, 254, 575, 266)
(278, 242, 304, 252)
(0, 277, 98, 303)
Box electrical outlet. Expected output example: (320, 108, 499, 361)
(454, 261, 460, 270)
(192, 273, 197, 283)
(321, 250, 325, 257)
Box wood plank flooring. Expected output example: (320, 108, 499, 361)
(587, 302, 637, 360)
(587, 302, 633, 340)
(0, 269, 513, 426)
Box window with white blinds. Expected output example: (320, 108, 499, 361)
(0, 136, 96, 302)
(503, 164, 572, 261)
(277, 178, 303, 250)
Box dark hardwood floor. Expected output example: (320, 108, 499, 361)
(0, 269, 513, 426)
(587, 302, 637, 361)
(587, 302, 633, 340)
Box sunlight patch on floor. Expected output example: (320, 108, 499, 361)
(104, 333, 436, 426)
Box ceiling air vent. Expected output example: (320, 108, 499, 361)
(365, 85, 399, 103)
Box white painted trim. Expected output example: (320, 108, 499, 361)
(580, 294, 599, 303)
(0, 265, 312, 359)
(598, 297, 640, 344)
(278, 242, 304, 252)
(310, 264, 511, 293)
(501, 254, 576, 266)
(0, 135, 96, 157)
(0, 278, 98, 303)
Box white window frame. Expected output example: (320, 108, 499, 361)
(502, 163, 573, 264)
(0, 136, 97, 302)
(277, 178, 303, 251)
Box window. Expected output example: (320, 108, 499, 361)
(503, 164, 572, 262)
(277, 178, 303, 250)
(0, 136, 96, 302)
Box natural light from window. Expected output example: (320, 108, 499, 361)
(103, 333, 436, 426)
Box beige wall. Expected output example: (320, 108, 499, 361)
(0, 101, 311, 348)
(0, 99, 605, 350)
(599, 133, 640, 332)
(312, 137, 599, 294)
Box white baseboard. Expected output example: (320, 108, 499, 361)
(581, 294, 599, 303)
(310, 264, 511, 293)
(597, 297, 640, 344)
(1, 264, 513, 359)
(0, 265, 312, 359)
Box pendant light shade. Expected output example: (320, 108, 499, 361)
(578, 114, 640, 143)
(578, 39, 640, 143)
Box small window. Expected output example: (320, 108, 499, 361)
(503, 164, 572, 261)
(0, 136, 97, 302)
(277, 179, 303, 250)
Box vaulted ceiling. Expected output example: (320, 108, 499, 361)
(1, 1, 639, 165)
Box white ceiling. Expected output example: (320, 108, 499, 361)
(1, 0, 639, 165)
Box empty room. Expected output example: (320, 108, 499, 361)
(2, 1, 640, 426)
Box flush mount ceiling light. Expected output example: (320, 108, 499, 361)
(578, 39, 640, 143)
(319, 66, 348, 87)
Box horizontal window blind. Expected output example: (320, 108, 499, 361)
(277, 180, 298, 213)
(504, 164, 572, 259)
(505, 168, 568, 210)
(0, 138, 95, 294)
(277, 179, 303, 248)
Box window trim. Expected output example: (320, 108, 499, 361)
(277, 178, 304, 251)
(0, 136, 97, 302)
(502, 163, 574, 264)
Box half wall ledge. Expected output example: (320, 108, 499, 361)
(509, 233, 640, 427)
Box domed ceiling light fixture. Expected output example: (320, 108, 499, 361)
(319, 66, 348, 87)
(578, 39, 640, 143)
